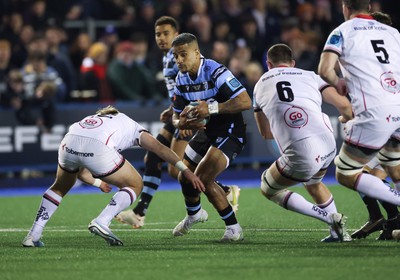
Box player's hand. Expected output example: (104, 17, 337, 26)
(160, 106, 173, 122)
(179, 107, 206, 130)
(179, 129, 194, 138)
(338, 115, 349, 123)
(99, 182, 112, 193)
(194, 100, 211, 118)
(181, 169, 205, 192)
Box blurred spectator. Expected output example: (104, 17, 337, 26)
(107, 41, 160, 102)
(79, 42, 113, 102)
(228, 56, 247, 87)
(27, 34, 71, 102)
(99, 24, 119, 61)
(185, 0, 213, 57)
(211, 16, 236, 44)
(244, 61, 263, 96)
(131, 32, 159, 76)
(69, 32, 92, 73)
(10, 24, 34, 68)
(134, 1, 157, 47)
(163, 0, 185, 28)
(1, 69, 24, 109)
(45, 26, 77, 97)
(19, 51, 62, 132)
(210, 40, 230, 66)
(0, 39, 14, 106)
(237, 14, 267, 62)
(24, 0, 55, 31)
(242, 0, 281, 49)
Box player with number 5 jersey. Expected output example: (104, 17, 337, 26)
(318, 0, 400, 230)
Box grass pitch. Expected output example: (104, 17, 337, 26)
(0, 186, 398, 280)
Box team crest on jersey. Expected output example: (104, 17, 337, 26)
(380, 71, 400, 93)
(79, 116, 103, 129)
(284, 106, 308, 128)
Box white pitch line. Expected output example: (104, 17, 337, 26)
(0, 227, 342, 233)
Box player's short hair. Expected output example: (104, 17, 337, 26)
(171, 33, 198, 48)
(371, 11, 392, 26)
(96, 105, 119, 116)
(267, 44, 293, 65)
(342, 0, 370, 11)
(155, 16, 180, 32)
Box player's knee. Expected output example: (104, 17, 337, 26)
(334, 150, 364, 180)
(260, 169, 285, 199)
(180, 179, 201, 197)
(377, 149, 400, 168)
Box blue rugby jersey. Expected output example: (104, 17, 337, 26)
(163, 48, 179, 100)
(173, 58, 247, 137)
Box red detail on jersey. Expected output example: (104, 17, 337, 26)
(354, 14, 374, 20)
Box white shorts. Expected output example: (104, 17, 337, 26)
(276, 132, 336, 181)
(344, 106, 400, 150)
(58, 134, 124, 178)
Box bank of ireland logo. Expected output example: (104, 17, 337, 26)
(380, 71, 400, 94)
(79, 116, 103, 129)
(284, 106, 308, 128)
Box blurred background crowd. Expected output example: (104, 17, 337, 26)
(0, 0, 398, 133)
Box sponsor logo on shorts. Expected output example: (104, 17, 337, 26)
(284, 106, 308, 128)
(315, 150, 335, 163)
(64, 146, 94, 157)
(386, 114, 400, 123)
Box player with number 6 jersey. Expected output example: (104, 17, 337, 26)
(254, 43, 353, 242)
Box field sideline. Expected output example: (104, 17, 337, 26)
(0, 186, 398, 280)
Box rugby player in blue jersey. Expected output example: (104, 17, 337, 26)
(171, 33, 251, 241)
(116, 17, 240, 228)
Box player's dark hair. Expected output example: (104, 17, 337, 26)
(267, 44, 293, 65)
(342, 0, 370, 11)
(155, 16, 180, 32)
(171, 33, 197, 48)
(371, 11, 392, 26)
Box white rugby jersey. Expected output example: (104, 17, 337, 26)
(253, 67, 333, 152)
(323, 15, 400, 115)
(67, 112, 147, 152)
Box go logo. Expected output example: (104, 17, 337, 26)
(284, 106, 308, 128)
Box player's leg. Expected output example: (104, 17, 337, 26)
(172, 132, 209, 237)
(304, 176, 351, 242)
(335, 142, 400, 206)
(376, 137, 400, 240)
(197, 145, 243, 241)
(116, 123, 174, 228)
(261, 163, 347, 241)
(23, 165, 79, 247)
(89, 159, 143, 246)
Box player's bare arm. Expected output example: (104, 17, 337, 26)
(254, 111, 274, 140)
(321, 86, 353, 123)
(318, 52, 347, 95)
(139, 131, 205, 191)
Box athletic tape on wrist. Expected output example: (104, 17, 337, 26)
(175, 160, 188, 172)
(93, 179, 102, 188)
(208, 102, 219, 115)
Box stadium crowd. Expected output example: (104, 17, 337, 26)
(0, 0, 397, 132)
